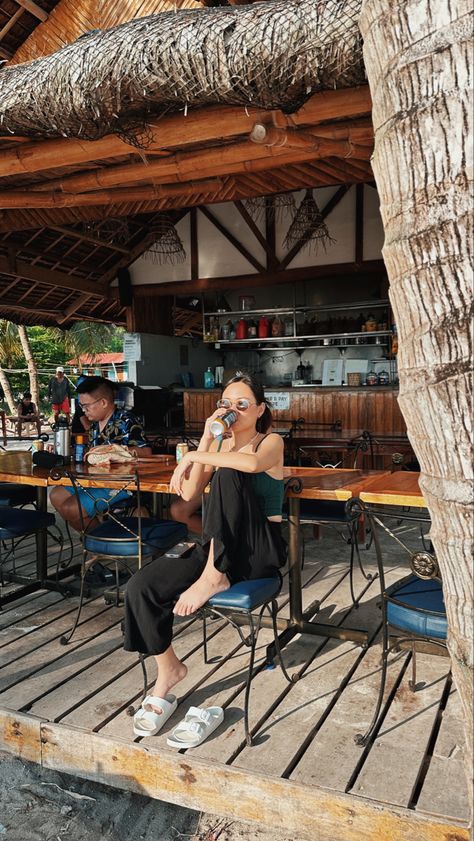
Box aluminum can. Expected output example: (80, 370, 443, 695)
(74, 442, 86, 463)
(176, 442, 189, 463)
(209, 410, 238, 438)
(32, 439, 44, 452)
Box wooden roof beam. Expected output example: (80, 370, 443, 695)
(0, 8, 24, 43)
(48, 226, 131, 254)
(0, 253, 115, 297)
(0, 179, 225, 209)
(131, 259, 387, 297)
(22, 136, 370, 199)
(13, 0, 48, 22)
(0, 87, 372, 177)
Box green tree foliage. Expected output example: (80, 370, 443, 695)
(0, 320, 124, 411)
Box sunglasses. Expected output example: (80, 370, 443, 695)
(216, 398, 257, 411)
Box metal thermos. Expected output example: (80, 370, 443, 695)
(53, 419, 71, 458)
(209, 410, 238, 438)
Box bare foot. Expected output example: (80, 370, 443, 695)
(173, 571, 230, 617)
(150, 661, 188, 713)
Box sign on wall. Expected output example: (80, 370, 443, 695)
(123, 333, 142, 362)
(264, 391, 290, 411)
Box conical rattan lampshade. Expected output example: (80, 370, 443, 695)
(143, 215, 186, 265)
(283, 189, 335, 253)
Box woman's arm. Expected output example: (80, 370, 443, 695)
(171, 434, 284, 497)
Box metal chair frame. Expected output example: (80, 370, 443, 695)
(353, 503, 447, 747)
(0, 521, 64, 587)
(132, 576, 297, 748)
(52, 469, 150, 645)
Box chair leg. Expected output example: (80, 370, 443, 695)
(354, 619, 390, 746)
(127, 653, 149, 716)
(243, 613, 257, 747)
(408, 641, 417, 691)
(60, 552, 88, 645)
(269, 599, 297, 684)
(202, 614, 210, 664)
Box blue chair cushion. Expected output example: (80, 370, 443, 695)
(84, 517, 187, 557)
(387, 575, 447, 640)
(208, 577, 281, 610)
(0, 507, 56, 538)
(0, 483, 36, 508)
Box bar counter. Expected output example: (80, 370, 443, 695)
(184, 386, 405, 436)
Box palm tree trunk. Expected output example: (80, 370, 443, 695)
(360, 0, 473, 797)
(17, 325, 40, 410)
(0, 366, 15, 413)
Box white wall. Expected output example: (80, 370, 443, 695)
(127, 333, 219, 387)
(127, 184, 384, 286)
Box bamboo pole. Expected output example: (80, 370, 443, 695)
(26, 135, 371, 197)
(0, 87, 372, 177)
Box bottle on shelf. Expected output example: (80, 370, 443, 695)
(271, 315, 283, 337)
(391, 324, 398, 355)
(247, 319, 257, 338)
(235, 317, 248, 340)
(284, 317, 293, 337)
(204, 367, 215, 388)
(258, 315, 270, 338)
(303, 361, 313, 383)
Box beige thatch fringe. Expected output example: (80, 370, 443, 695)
(0, 0, 364, 143)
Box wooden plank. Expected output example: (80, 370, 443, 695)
(0, 601, 122, 694)
(0, 596, 112, 671)
(0, 593, 88, 647)
(30, 616, 203, 726)
(416, 687, 471, 822)
(0, 707, 44, 764)
(0, 254, 114, 297)
(290, 641, 409, 790)
(0, 621, 123, 711)
(98, 561, 325, 741)
(349, 655, 450, 807)
(13, 0, 49, 22)
(179, 562, 379, 763)
(38, 722, 469, 841)
(0, 589, 63, 621)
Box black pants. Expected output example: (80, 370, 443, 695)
(123, 468, 287, 655)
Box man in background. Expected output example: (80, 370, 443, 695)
(48, 366, 71, 424)
(50, 376, 151, 531)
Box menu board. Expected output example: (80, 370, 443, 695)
(123, 332, 142, 362)
(264, 391, 290, 411)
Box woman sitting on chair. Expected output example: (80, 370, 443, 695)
(124, 372, 286, 716)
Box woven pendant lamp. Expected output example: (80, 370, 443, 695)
(244, 193, 296, 223)
(283, 189, 335, 253)
(143, 215, 186, 265)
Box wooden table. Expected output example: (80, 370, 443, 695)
(359, 469, 425, 508)
(2, 454, 423, 649)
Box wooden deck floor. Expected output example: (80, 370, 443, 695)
(0, 522, 470, 841)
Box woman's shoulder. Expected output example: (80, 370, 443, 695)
(258, 431, 284, 448)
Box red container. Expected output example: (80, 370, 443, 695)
(258, 315, 270, 338)
(235, 317, 248, 340)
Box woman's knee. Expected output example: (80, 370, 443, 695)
(213, 467, 246, 491)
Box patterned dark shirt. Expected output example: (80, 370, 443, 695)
(88, 408, 148, 449)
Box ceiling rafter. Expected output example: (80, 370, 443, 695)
(0, 88, 372, 178)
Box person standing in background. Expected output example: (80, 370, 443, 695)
(48, 366, 71, 425)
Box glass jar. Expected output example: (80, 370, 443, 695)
(366, 370, 378, 386)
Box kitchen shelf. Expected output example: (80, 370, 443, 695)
(208, 331, 391, 349)
(205, 299, 390, 317)
(203, 296, 392, 345)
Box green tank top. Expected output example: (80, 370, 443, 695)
(250, 471, 285, 518)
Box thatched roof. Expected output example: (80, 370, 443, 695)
(0, 0, 375, 329)
(0, 0, 364, 141)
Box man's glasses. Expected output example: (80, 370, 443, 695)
(80, 396, 104, 411)
(216, 398, 257, 411)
